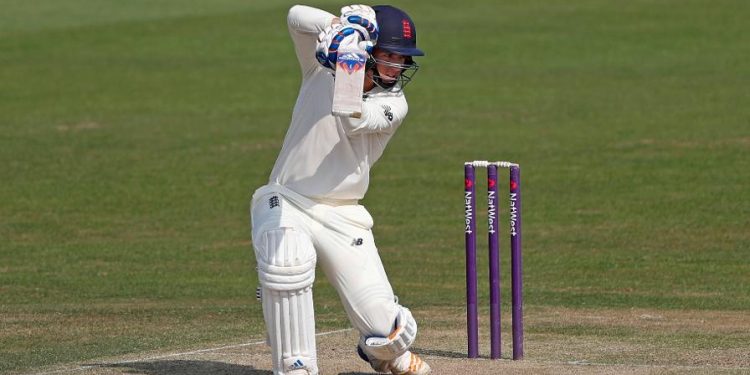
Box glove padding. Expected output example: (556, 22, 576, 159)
(315, 5, 379, 71)
(340, 5, 379, 42)
(316, 24, 374, 71)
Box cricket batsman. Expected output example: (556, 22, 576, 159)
(249, 4, 429, 375)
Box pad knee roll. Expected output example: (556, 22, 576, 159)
(359, 305, 418, 361)
(255, 228, 316, 290)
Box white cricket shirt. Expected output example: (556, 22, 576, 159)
(268, 5, 410, 203)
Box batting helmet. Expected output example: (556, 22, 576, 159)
(366, 5, 423, 91)
(372, 5, 425, 56)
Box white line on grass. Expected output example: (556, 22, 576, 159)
(31, 328, 353, 375)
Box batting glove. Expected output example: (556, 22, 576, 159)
(316, 24, 374, 71)
(340, 5, 379, 42)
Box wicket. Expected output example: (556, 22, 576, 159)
(464, 160, 524, 360)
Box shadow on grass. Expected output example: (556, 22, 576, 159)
(87, 347, 465, 375)
(90, 360, 272, 375)
(93, 361, 374, 375)
(413, 347, 466, 359)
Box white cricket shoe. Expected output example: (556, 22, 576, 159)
(361, 349, 431, 375)
(389, 351, 431, 375)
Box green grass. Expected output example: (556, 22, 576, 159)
(1, 0, 749, 372)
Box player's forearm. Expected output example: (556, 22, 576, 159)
(287, 5, 336, 36)
(287, 5, 337, 76)
(344, 99, 407, 135)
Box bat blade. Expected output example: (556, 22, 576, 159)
(332, 46, 368, 119)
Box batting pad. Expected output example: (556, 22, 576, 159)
(256, 228, 318, 375)
(359, 305, 417, 361)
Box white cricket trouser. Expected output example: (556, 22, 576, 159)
(251, 183, 399, 338)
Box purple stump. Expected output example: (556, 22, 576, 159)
(464, 164, 479, 358)
(487, 165, 502, 359)
(509, 165, 524, 360)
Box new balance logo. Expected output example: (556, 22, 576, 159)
(268, 196, 280, 209)
(351, 238, 364, 246)
(290, 359, 305, 370)
(382, 105, 394, 121)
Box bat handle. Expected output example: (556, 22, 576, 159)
(332, 111, 362, 119)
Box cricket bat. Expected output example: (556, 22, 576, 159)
(332, 45, 368, 119)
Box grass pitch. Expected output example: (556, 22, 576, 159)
(1, 0, 748, 373)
